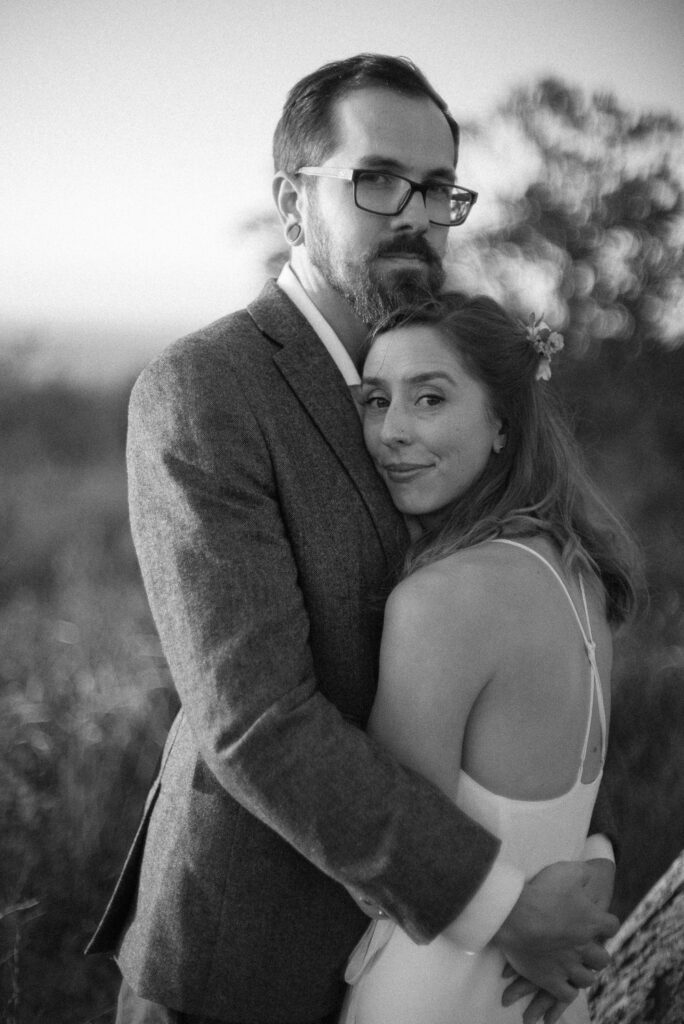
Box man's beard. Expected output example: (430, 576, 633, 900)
(307, 213, 446, 326)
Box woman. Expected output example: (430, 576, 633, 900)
(340, 294, 639, 1024)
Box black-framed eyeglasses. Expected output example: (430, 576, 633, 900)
(296, 166, 478, 227)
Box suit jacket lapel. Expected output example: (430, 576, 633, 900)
(247, 281, 408, 567)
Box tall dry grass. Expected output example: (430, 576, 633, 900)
(0, 371, 177, 1022)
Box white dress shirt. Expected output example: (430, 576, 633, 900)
(278, 263, 361, 384)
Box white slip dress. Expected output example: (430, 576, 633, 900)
(339, 540, 608, 1024)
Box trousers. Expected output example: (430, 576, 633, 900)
(116, 979, 340, 1024)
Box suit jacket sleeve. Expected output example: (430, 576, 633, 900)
(126, 337, 501, 945)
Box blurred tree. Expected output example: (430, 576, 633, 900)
(451, 77, 684, 355)
(240, 210, 289, 280)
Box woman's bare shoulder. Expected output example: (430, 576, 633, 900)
(389, 541, 521, 601)
(385, 543, 515, 639)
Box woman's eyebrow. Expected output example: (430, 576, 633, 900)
(362, 371, 455, 386)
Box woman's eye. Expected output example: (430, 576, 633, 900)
(416, 393, 443, 407)
(363, 392, 389, 410)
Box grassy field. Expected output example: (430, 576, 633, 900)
(0, 453, 177, 1022)
(1, 351, 682, 1023)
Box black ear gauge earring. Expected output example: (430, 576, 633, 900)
(286, 222, 302, 245)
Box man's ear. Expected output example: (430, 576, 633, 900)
(272, 172, 302, 230)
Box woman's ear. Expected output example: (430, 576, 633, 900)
(492, 419, 507, 454)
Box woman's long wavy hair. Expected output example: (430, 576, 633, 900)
(368, 293, 641, 625)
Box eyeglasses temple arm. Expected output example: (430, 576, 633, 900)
(296, 167, 355, 181)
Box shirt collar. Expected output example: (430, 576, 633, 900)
(277, 263, 361, 385)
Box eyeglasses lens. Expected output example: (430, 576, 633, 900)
(354, 172, 470, 226)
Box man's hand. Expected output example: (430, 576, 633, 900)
(500, 967, 569, 1024)
(498, 857, 618, 1018)
(493, 860, 619, 1002)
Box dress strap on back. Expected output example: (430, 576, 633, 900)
(491, 538, 607, 767)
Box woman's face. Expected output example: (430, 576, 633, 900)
(361, 325, 503, 526)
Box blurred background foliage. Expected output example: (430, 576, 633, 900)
(1, 78, 683, 1022)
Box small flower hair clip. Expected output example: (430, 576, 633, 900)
(521, 313, 564, 381)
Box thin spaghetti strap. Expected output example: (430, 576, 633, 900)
(578, 574, 608, 761)
(491, 539, 592, 647)
(492, 538, 607, 767)
(578, 574, 595, 644)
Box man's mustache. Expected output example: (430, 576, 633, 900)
(372, 235, 442, 266)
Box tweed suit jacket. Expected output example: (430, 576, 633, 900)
(87, 281, 502, 1021)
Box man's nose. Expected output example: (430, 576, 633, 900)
(391, 187, 430, 232)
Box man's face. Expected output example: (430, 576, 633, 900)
(303, 87, 456, 325)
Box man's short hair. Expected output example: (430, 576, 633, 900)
(273, 53, 459, 176)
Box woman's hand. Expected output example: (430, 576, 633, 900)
(501, 965, 570, 1024)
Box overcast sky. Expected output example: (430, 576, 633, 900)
(2, 0, 683, 374)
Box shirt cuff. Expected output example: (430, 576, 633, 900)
(441, 857, 525, 953)
(583, 833, 615, 863)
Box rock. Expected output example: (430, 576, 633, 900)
(590, 849, 684, 1023)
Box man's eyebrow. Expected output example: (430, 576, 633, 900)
(362, 371, 457, 386)
(356, 155, 456, 182)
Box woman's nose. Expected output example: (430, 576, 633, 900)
(380, 403, 412, 445)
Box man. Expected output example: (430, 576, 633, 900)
(88, 54, 618, 1024)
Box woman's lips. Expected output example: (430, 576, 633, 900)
(382, 462, 432, 482)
